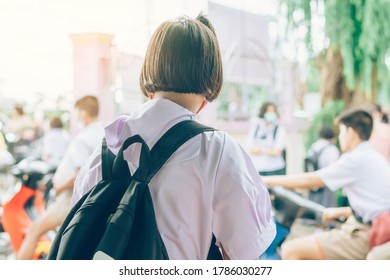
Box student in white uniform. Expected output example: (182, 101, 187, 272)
(72, 14, 276, 260)
(41, 116, 71, 166)
(306, 125, 340, 207)
(247, 102, 287, 176)
(17, 95, 104, 260)
(263, 108, 390, 259)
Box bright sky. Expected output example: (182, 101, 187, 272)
(0, 0, 276, 104)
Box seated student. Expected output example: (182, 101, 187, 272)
(322, 206, 390, 260)
(247, 102, 287, 176)
(41, 116, 71, 166)
(16, 96, 104, 260)
(305, 125, 340, 207)
(263, 108, 390, 260)
(71, 13, 275, 260)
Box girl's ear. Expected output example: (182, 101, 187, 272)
(147, 92, 154, 99)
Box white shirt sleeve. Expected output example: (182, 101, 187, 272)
(212, 135, 276, 260)
(316, 153, 357, 191)
(67, 138, 94, 169)
(71, 148, 102, 206)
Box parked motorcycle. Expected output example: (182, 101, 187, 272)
(1, 158, 56, 259)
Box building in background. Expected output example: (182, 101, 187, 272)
(93, 1, 296, 127)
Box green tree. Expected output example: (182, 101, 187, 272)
(282, 0, 390, 106)
(305, 99, 345, 149)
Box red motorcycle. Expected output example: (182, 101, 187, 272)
(1, 158, 56, 259)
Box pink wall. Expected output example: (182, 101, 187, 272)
(70, 33, 115, 129)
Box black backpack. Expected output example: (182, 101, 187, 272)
(304, 144, 330, 172)
(47, 120, 222, 260)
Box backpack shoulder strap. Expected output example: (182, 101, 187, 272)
(101, 138, 115, 181)
(273, 124, 278, 141)
(254, 123, 261, 139)
(312, 143, 331, 161)
(317, 142, 331, 155)
(109, 120, 214, 182)
(306, 142, 332, 171)
(141, 120, 215, 182)
(48, 139, 114, 259)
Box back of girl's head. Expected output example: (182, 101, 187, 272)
(140, 13, 223, 102)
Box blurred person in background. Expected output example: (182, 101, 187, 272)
(247, 102, 286, 176)
(305, 125, 340, 207)
(41, 116, 71, 166)
(16, 95, 104, 260)
(5, 104, 36, 141)
(365, 104, 390, 261)
(369, 103, 390, 162)
(0, 132, 14, 166)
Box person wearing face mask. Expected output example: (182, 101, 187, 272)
(247, 102, 287, 176)
(369, 103, 390, 162)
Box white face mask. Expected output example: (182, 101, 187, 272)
(264, 112, 277, 123)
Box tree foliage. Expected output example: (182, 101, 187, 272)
(282, 0, 390, 103)
(305, 99, 345, 149)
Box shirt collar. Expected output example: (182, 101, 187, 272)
(104, 98, 197, 154)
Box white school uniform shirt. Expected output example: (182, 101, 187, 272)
(72, 98, 276, 260)
(42, 128, 71, 166)
(247, 118, 286, 172)
(316, 142, 390, 222)
(52, 121, 104, 188)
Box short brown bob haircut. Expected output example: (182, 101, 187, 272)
(336, 108, 373, 141)
(140, 13, 223, 102)
(75, 95, 99, 117)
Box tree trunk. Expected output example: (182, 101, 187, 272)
(316, 48, 379, 107)
(317, 48, 354, 106)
